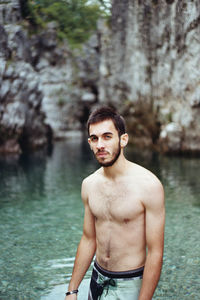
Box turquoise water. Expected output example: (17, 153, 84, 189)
(0, 139, 199, 300)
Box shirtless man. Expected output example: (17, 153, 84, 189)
(65, 106, 165, 300)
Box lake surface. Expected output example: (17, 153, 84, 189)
(0, 139, 199, 300)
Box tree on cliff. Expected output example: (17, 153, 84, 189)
(20, 0, 111, 46)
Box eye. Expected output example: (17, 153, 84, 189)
(90, 136, 98, 142)
(104, 135, 112, 140)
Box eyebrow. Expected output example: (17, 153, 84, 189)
(103, 132, 113, 136)
(89, 132, 113, 138)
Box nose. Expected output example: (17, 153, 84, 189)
(96, 138, 104, 150)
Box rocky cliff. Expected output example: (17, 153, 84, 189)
(1, 0, 200, 154)
(0, 0, 49, 153)
(99, 0, 200, 153)
(0, 0, 98, 153)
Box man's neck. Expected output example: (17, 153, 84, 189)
(102, 154, 129, 180)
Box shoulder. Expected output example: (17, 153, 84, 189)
(82, 168, 102, 188)
(130, 162, 164, 206)
(131, 162, 162, 186)
(145, 174, 164, 201)
(81, 168, 103, 203)
(143, 173, 164, 209)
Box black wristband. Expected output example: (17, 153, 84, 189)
(66, 289, 78, 296)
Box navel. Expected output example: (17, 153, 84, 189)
(106, 253, 110, 259)
(124, 218, 130, 224)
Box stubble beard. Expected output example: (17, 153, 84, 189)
(95, 141, 121, 168)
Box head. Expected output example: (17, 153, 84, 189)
(87, 106, 128, 167)
(87, 106, 126, 137)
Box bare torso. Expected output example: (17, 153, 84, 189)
(86, 161, 156, 272)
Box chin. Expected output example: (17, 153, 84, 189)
(99, 159, 116, 167)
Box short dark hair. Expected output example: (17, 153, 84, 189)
(87, 106, 126, 136)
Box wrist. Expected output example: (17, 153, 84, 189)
(66, 289, 78, 297)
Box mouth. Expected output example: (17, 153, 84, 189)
(96, 151, 108, 157)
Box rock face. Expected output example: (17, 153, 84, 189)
(99, 0, 200, 153)
(0, 1, 50, 153)
(0, 0, 21, 24)
(1, 0, 200, 154)
(0, 0, 98, 153)
(39, 31, 99, 139)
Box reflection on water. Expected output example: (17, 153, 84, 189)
(0, 140, 199, 299)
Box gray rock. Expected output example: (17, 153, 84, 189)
(0, 59, 50, 153)
(0, 0, 21, 25)
(0, 25, 10, 59)
(81, 92, 96, 102)
(98, 0, 200, 153)
(2, 0, 199, 154)
(0, 1, 99, 152)
(159, 123, 182, 152)
(0, 79, 10, 98)
(190, 86, 200, 108)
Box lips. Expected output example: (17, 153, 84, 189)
(96, 151, 108, 157)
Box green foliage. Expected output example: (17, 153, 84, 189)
(20, 0, 45, 28)
(20, 0, 110, 46)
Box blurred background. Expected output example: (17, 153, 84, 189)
(0, 0, 200, 299)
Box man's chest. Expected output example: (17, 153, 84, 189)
(88, 182, 144, 222)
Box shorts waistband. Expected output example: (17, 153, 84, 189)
(94, 260, 144, 279)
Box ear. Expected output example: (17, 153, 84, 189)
(120, 133, 129, 148)
(88, 138, 92, 150)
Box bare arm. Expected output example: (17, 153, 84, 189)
(65, 179, 96, 300)
(139, 180, 165, 300)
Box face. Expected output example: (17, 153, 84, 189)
(88, 119, 122, 167)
